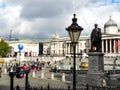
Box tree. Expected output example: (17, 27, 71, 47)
(0, 39, 12, 57)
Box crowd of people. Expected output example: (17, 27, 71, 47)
(0, 58, 64, 89)
(3, 58, 46, 75)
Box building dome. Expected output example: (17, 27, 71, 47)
(104, 16, 117, 28)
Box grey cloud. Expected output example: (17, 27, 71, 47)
(20, 5, 61, 19)
(19, 0, 73, 19)
(11, 16, 67, 40)
(2, 0, 120, 41)
(12, 29, 56, 40)
(85, 0, 110, 7)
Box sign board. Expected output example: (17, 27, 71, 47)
(18, 44, 24, 51)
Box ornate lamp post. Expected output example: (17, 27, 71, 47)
(66, 14, 83, 90)
(9, 72, 15, 90)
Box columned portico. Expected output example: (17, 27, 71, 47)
(101, 36, 120, 57)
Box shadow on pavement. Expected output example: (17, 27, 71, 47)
(0, 85, 24, 90)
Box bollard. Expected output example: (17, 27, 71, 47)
(25, 71, 29, 90)
(86, 84, 88, 90)
(68, 65, 71, 70)
(62, 73, 66, 82)
(68, 85, 70, 90)
(9, 72, 14, 90)
(4, 68, 7, 74)
(41, 72, 44, 79)
(102, 79, 106, 87)
(47, 83, 50, 90)
(76, 66, 77, 70)
(58, 66, 60, 70)
(10, 68, 13, 72)
(32, 71, 35, 78)
(51, 72, 54, 80)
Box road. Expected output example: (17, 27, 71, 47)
(0, 56, 120, 90)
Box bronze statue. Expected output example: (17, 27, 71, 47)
(90, 24, 102, 52)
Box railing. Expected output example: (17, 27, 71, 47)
(28, 83, 119, 90)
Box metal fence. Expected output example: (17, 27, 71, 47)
(28, 83, 119, 90)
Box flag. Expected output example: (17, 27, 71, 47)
(115, 39, 118, 50)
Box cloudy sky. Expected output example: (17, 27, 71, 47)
(0, 0, 120, 41)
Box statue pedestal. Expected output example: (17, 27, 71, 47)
(87, 52, 106, 86)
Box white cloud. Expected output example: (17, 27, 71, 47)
(0, 0, 120, 40)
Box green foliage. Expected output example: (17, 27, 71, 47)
(0, 39, 12, 57)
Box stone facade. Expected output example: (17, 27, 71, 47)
(7, 40, 39, 57)
(43, 35, 89, 56)
(43, 17, 120, 57)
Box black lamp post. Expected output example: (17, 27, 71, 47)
(66, 14, 83, 90)
(25, 70, 29, 90)
(9, 72, 15, 90)
(19, 50, 21, 66)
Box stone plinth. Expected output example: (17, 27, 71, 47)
(86, 52, 106, 86)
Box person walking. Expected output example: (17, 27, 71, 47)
(0, 67, 2, 78)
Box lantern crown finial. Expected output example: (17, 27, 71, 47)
(74, 14, 76, 18)
(72, 14, 77, 23)
(66, 14, 83, 43)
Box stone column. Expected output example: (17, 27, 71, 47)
(114, 39, 116, 53)
(56, 43, 58, 55)
(110, 39, 112, 53)
(118, 39, 120, 54)
(78, 42, 80, 53)
(55, 43, 57, 55)
(62, 73, 66, 82)
(69, 43, 71, 54)
(65, 43, 68, 54)
(106, 40, 108, 53)
(54, 44, 55, 55)
(102, 40, 104, 53)
(68, 43, 70, 54)
(76, 43, 78, 54)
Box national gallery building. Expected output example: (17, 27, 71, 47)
(43, 17, 120, 57)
